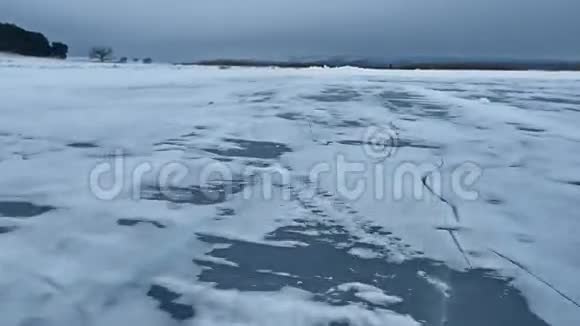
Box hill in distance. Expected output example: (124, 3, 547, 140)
(0, 23, 68, 59)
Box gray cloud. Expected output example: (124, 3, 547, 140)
(1, 0, 579, 61)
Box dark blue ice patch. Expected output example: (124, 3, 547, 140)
(337, 139, 440, 150)
(141, 179, 248, 206)
(245, 160, 272, 168)
(0, 226, 17, 234)
(486, 198, 505, 205)
(180, 131, 199, 138)
(431, 87, 469, 92)
(378, 90, 456, 120)
(204, 138, 292, 160)
(276, 112, 303, 121)
(334, 120, 366, 128)
(195, 222, 548, 326)
(507, 122, 546, 134)
(147, 285, 195, 321)
(217, 207, 235, 217)
(153, 139, 186, 147)
(117, 218, 166, 229)
(563, 180, 580, 187)
(530, 96, 580, 106)
(0, 201, 55, 218)
(517, 126, 545, 133)
(67, 142, 99, 148)
(243, 90, 277, 103)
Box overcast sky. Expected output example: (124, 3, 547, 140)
(1, 0, 579, 62)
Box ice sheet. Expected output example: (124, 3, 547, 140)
(1, 55, 579, 325)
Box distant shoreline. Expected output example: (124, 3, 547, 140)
(183, 59, 580, 71)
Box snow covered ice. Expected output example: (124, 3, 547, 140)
(1, 55, 580, 326)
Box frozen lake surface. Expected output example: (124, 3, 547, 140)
(1, 55, 579, 326)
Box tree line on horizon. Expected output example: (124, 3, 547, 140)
(0, 23, 68, 59)
(89, 46, 152, 64)
(0, 22, 153, 64)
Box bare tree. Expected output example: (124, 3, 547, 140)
(89, 47, 113, 62)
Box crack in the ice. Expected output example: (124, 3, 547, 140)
(421, 174, 460, 224)
(447, 230, 473, 269)
(421, 160, 472, 269)
(491, 249, 580, 309)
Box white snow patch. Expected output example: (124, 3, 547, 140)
(335, 282, 403, 306)
(157, 278, 418, 326)
(347, 247, 383, 259)
(417, 271, 451, 298)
